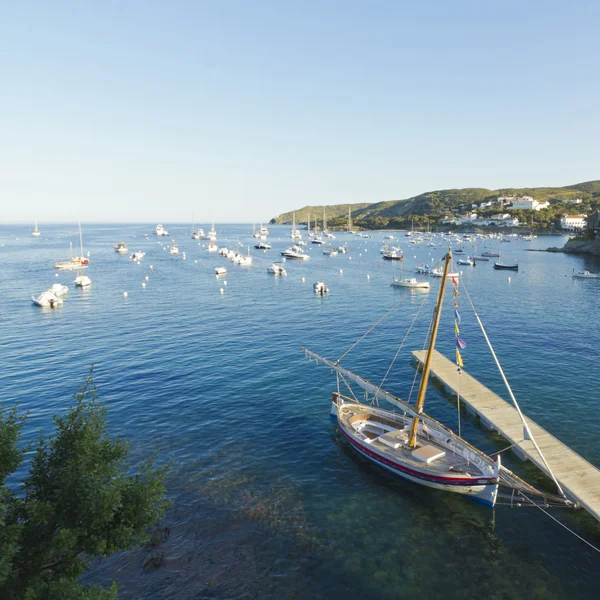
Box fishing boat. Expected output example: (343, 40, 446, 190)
(55, 223, 89, 269)
(302, 250, 573, 510)
(391, 277, 430, 289)
(494, 262, 518, 271)
(32, 220, 41, 237)
(114, 242, 128, 253)
(313, 281, 329, 295)
(281, 246, 309, 260)
(267, 262, 287, 275)
(572, 270, 600, 279)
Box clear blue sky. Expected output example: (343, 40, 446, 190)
(1, 0, 598, 223)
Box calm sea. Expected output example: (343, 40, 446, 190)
(1, 223, 599, 599)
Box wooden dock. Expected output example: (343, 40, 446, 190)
(412, 349, 600, 522)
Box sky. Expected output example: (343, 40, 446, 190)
(1, 0, 598, 223)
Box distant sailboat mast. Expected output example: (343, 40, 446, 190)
(347, 206, 352, 232)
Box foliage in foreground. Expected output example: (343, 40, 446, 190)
(0, 371, 170, 599)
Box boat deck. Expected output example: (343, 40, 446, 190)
(412, 349, 600, 522)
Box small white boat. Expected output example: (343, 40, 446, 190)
(414, 266, 432, 274)
(32, 290, 63, 307)
(215, 267, 227, 275)
(130, 251, 145, 260)
(431, 268, 459, 278)
(49, 283, 69, 296)
(572, 270, 600, 279)
(281, 246, 309, 260)
(311, 236, 324, 245)
(255, 241, 272, 250)
(74, 274, 92, 287)
(207, 242, 218, 252)
(313, 281, 329, 295)
(267, 262, 287, 275)
(192, 228, 204, 240)
(323, 247, 338, 256)
(114, 242, 128, 253)
(155, 224, 170, 236)
(170, 244, 179, 255)
(391, 278, 430, 289)
(32, 220, 41, 237)
(457, 258, 474, 266)
(338, 245, 349, 254)
(481, 251, 500, 257)
(218, 247, 230, 256)
(472, 256, 490, 262)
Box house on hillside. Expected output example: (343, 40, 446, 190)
(510, 198, 549, 210)
(560, 198, 583, 204)
(560, 214, 587, 231)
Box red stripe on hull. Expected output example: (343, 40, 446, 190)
(340, 426, 494, 487)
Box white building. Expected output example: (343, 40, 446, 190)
(510, 198, 549, 211)
(560, 215, 587, 231)
(560, 198, 583, 204)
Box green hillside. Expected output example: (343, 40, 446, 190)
(270, 180, 600, 230)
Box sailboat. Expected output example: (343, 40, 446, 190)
(303, 250, 572, 509)
(391, 257, 430, 289)
(346, 206, 353, 233)
(290, 211, 302, 239)
(323, 207, 335, 238)
(55, 222, 89, 269)
(32, 220, 40, 237)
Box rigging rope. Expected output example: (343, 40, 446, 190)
(378, 294, 429, 393)
(459, 280, 569, 502)
(335, 293, 412, 364)
(520, 493, 600, 554)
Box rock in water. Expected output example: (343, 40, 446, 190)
(143, 550, 164, 572)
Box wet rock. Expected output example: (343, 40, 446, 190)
(146, 525, 170, 548)
(143, 550, 164, 572)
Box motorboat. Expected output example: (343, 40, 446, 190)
(74, 274, 92, 287)
(255, 241, 272, 250)
(391, 278, 430, 289)
(207, 242, 218, 252)
(281, 246, 310, 260)
(313, 281, 329, 295)
(572, 270, 600, 279)
(472, 256, 490, 262)
(493, 262, 518, 271)
(31, 290, 63, 308)
(170, 244, 179, 255)
(323, 247, 338, 256)
(457, 258, 474, 266)
(155, 224, 169, 236)
(114, 242, 128, 253)
(414, 265, 432, 274)
(267, 262, 287, 275)
(338, 245, 349, 254)
(383, 251, 404, 261)
(49, 283, 69, 296)
(482, 251, 500, 257)
(130, 251, 145, 260)
(311, 236, 324, 245)
(215, 267, 227, 275)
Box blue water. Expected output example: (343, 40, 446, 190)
(1, 223, 599, 599)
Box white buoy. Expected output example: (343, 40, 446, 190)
(145, 276, 149, 281)
(220, 288, 224, 294)
(194, 260, 198, 264)
(366, 274, 370, 279)
(340, 269, 343, 274)
(123, 291, 128, 297)
(349, 257, 352, 261)
(142, 282, 146, 287)
(508, 276, 511, 283)
(55, 273, 59, 277)
(301, 277, 305, 283)
(150, 265, 153, 269)
(223, 281, 227, 286)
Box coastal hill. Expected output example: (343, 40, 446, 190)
(270, 180, 600, 228)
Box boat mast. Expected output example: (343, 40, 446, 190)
(323, 207, 327, 232)
(408, 250, 452, 447)
(348, 206, 352, 232)
(78, 221, 84, 258)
